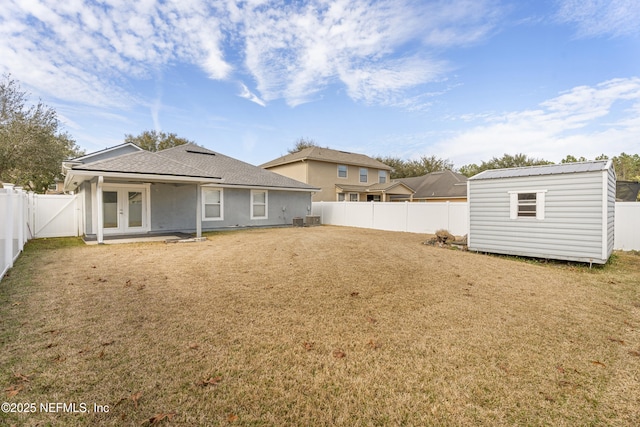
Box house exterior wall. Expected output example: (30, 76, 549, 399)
(306, 161, 389, 202)
(265, 160, 390, 202)
(80, 182, 313, 235)
(468, 169, 615, 264)
(266, 162, 308, 184)
(149, 183, 313, 232)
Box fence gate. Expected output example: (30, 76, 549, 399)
(32, 194, 80, 238)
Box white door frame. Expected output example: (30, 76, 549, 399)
(100, 183, 151, 235)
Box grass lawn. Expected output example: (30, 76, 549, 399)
(1, 226, 639, 426)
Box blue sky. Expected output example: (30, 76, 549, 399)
(2, 0, 639, 168)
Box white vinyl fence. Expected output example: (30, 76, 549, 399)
(1, 185, 30, 280)
(313, 201, 640, 251)
(615, 203, 640, 251)
(312, 201, 468, 236)
(1, 185, 81, 281)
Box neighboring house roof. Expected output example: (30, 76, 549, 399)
(469, 160, 612, 180)
(261, 146, 392, 170)
(336, 181, 414, 193)
(68, 142, 143, 163)
(395, 170, 468, 199)
(65, 143, 318, 191)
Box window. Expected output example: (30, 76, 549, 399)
(360, 168, 368, 183)
(338, 165, 347, 178)
(509, 190, 546, 220)
(378, 170, 387, 184)
(203, 188, 223, 220)
(337, 193, 345, 201)
(367, 194, 381, 202)
(517, 193, 536, 217)
(349, 193, 358, 202)
(251, 190, 268, 219)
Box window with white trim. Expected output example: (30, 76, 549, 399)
(509, 190, 546, 220)
(251, 190, 268, 219)
(349, 193, 358, 201)
(360, 168, 368, 183)
(337, 193, 345, 201)
(203, 188, 223, 220)
(338, 165, 347, 178)
(379, 170, 387, 184)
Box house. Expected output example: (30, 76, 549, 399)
(62, 143, 319, 243)
(616, 180, 640, 201)
(391, 170, 468, 202)
(261, 146, 414, 202)
(467, 160, 616, 265)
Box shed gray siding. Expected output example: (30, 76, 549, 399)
(468, 167, 615, 264)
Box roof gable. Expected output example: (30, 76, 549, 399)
(69, 142, 143, 163)
(261, 146, 392, 170)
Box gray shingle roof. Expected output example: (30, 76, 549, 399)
(261, 146, 392, 170)
(469, 160, 612, 180)
(396, 170, 467, 199)
(71, 143, 318, 190)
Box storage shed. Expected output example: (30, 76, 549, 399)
(467, 160, 616, 264)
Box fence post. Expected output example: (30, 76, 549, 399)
(405, 201, 409, 232)
(15, 187, 25, 250)
(4, 184, 15, 271)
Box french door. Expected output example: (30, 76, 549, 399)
(102, 186, 149, 234)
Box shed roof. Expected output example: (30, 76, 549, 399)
(261, 146, 392, 170)
(469, 160, 612, 180)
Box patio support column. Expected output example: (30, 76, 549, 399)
(96, 176, 104, 244)
(196, 184, 202, 238)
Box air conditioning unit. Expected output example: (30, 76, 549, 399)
(292, 217, 304, 227)
(305, 215, 321, 226)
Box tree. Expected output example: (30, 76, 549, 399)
(611, 153, 640, 181)
(124, 130, 192, 152)
(561, 155, 587, 163)
(458, 153, 553, 177)
(0, 75, 82, 193)
(375, 155, 454, 179)
(288, 137, 319, 153)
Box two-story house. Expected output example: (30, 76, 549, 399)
(261, 147, 414, 202)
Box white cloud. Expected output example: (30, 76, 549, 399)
(238, 83, 266, 107)
(431, 78, 640, 165)
(0, 0, 501, 109)
(555, 0, 640, 38)
(239, 0, 500, 106)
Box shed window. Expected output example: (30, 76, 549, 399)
(518, 193, 536, 217)
(338, 165, 347, 178)
(509, 190, 546, 220)
(203, 188, 223, 220)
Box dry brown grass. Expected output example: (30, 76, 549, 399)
(1, 226, 639, 426)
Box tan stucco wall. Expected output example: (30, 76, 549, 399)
(308, 161, 390, 201)
(265, 160, 391, 202)
(265, 162, 308, 183)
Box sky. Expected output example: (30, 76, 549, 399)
(1, 0, 639, 169)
